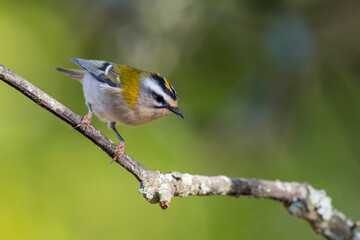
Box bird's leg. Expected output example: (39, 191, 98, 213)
(108, 121, 126, 163)
(75, 102, 93, 129)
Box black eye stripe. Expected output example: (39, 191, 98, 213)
(152, 92, 166, 104)
(157, 96, 165, 103)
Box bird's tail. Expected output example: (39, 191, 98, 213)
(55, 67, 85, 82)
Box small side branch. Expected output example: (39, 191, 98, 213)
(0, 65, 358, 240)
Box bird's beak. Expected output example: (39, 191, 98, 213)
(169, 106, 185, 119)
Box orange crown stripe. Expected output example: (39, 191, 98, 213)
(163, 77, 172, 92)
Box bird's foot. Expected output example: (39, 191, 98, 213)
(109, 141, 126, 164)
(74, 112, 93, 129)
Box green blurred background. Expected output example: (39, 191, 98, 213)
(0, 0, 359, 239)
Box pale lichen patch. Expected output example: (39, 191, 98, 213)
(158, 182, 172, 202)
(308, 186, 333, 221)
(221, 176, 231, 183)
(284, 183, 292, 192)
(164, 173, 174, 183)
(276, 180, 286, 192)
(199, 181, 210, 194)
(181, 173, 193, 186)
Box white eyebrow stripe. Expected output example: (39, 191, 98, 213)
(104, 64, 112, 75)
(144, 78, 169, 101)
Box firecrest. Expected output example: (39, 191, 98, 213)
(56, 58, 184, 162)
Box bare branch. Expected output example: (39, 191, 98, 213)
(0, 65, 358, 240)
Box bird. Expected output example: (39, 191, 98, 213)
(55, 58, 184, 162)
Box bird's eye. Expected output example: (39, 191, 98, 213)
(156, 95, 165, 104)
(152, 92, 166, 104)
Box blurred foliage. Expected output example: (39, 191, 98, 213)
(0, 0, 359, 239)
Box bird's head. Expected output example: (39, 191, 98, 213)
(137, 72, 184, 119)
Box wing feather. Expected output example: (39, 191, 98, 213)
(69, 58, 121, 88)
(55, 67, 85, 82)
